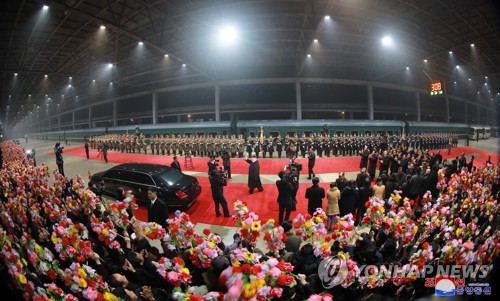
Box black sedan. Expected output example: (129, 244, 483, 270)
(90, 163, 201, 210)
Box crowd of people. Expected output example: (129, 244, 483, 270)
(0, 137, 499, 301)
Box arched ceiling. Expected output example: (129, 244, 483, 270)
(1, 0, 499, 126)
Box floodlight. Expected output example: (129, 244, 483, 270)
(138, 41, 143, 45)
(325, 15, 330, 20)
(43, 5, 49, 10)
(219, 26, 237, 43)
(100, 25, 106, 30)
(381, 36, 393, 46)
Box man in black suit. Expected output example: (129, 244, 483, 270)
(209, 170, 231, 217)
(276, 170, 294, 225)
(307, 147, 316, 180)
(84, 141, 90, 159)
(171, 156, 182, 172)
(305, 177, 325, 216)
(207, 155, 218, 175)
(245, 154, 263, 194)
(147, 187, 168, 228)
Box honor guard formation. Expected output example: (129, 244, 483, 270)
(87, 131, 459, 159)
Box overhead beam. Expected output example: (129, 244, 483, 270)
(51, 1, 216, 81)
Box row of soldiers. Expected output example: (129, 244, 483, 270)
(88, 131, 459, 158)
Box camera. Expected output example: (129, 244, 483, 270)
(284, 158, 302, 183)
(212, 168, 228, 182)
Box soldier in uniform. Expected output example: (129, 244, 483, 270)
(160, 136, 166, 156)
(268, 139, 274, 158)
(276, 136, 283, 159)
(237, 138, 245, 158)
(261, 139, 268, 158)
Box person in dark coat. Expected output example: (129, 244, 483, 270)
(221, 150, 231, 179)
(307, 147, 316, 180)
(245, 155, 263, 194)
(54, 142, 65, 177)
(340, 180, 358, 216)
(282, 221, 302, 255)
(276, 171, 294, 224)
(84, 141, 90, 159)
(359, 146, 370, 169)
(209, 170, 230, 217)
(367, 151, 378, 181)
(170, 156, 182, 172)
(207, 156, 218, 175)
(147, 187, 169, 228)
(305, 177, 325, 216)
(356, 167, 368, 188)
(355, 176, 373, 225)
(384, 174, 397, 200)
(335, 172, 348, 192)
(408, 167, 425, 204)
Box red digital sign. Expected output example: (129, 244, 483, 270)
(430, 81, 444, 95)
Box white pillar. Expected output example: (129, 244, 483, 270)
(296, 81, 302, 120)
(89, 106, 92, 128)
(367, 85, 374, 120)
(215, 83, 220, 122)
(113, 101, 118, 126)
(445, 96, 450, 123)
(415, 92, 421, 122)
(152, 93, 158, 124)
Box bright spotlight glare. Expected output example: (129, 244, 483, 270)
(382, 36, 393, 46)
(108, 63, 113, 68)
(219, 26, 237, 43)
(138, 41, 143, 45)
(324, 15, 330, 20)
(100, 25, 106, 30)
(43, 5, 49, 10)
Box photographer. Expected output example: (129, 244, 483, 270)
(207, 155, 219, 175)
(285, 158, 302, 210)
(221, 149, 231, 179)
(276, 170, 294, 225)
(209, 170, 231, 217)
(26, 149, 36, 167)
(54, 142, 65, 177)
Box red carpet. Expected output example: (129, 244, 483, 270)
(132, 178, 333, 227)
(56, 145, 498, 226)
(62, 147, 361, 174)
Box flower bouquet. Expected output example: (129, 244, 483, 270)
(260, 219, 287, 254)
(156, 256, 192, 287)
(220, 255, 296, 300)
(61, 262, 114, 300)
(361, 197, 386, 228)
(330, 213, 355, 246)
(141, 222, 167, 240)
(32, 283, 78, 301)
(162, 210, 197, 251)
(188, 228, 223, 269)
(90, 217, 120, 249)
(51, 218, 93, 262)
